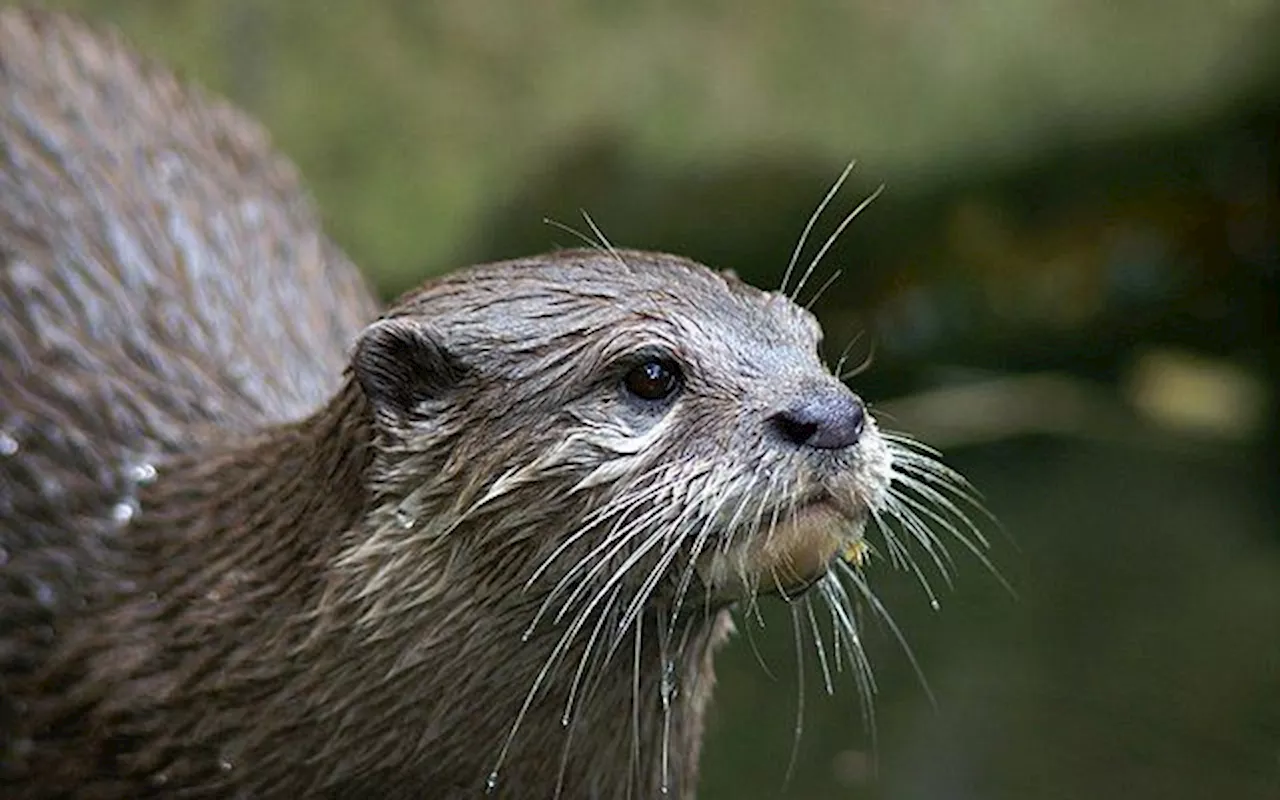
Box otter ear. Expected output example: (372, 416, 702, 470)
(353, 318, 464, 413)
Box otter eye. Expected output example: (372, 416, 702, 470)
(623, 359, 681, 401)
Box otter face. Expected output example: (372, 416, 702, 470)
(351, 249, 907, 616)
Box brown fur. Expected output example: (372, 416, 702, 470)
(0, 8, 909, 798)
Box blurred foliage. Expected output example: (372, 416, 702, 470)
(26, 0, 1280, 293)
(15, 1, 1280, 798)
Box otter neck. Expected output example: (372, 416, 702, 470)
(126, 381, 728, 797)
(139, 380, 374, 609)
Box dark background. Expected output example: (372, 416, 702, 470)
(23, 1, 1280, 797)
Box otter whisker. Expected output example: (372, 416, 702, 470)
(554, 583, 623, 799)
(886, 441, 985, 498)
(526, 476, 670, 596)
(889, 483, 1015, 597)
(495, 518, 675, 793)
(783, 602, 807, 792)
(835, 560, 937, 710)
(890, 470, 988, 552)
(804, 268, 843, 311)
(837, 336, 876, 382)
(557, 474, 716, 639)
(883, 433, 989, 498)
(817, 575, 879, 741)
(891, 455, 989, 517)
(881, 494, 957, 591)
(805, 595, 835, 696)
(737, 470, 793, 624)
(884, 490, 962, 581)
(532, 487, 673, 632)
(613, 496, 717, 654)
(869, 503, 944, 608)
(780, 160, 856, 297)
(549, 508, 674, 631)
(790, 183, 885, 303)
(562, 583, 623, 727)
(667, 469, 751, 626)
(542, 216, 607, 254)
(629, 610, 643, 799)
(580, 210, 629, 272)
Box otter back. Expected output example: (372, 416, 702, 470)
(0, 6, 377, 760)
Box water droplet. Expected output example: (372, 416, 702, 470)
(660, 658, 678, 705)
(218, 757, 234, 772)
(485, 771, 499, 793)
(127, 462, 157, 484)
(149, 772, 169, 787)
(0, 430, 17, 456)
(32, 580, 56, 609)
(395, 507, 415, 529)
(929, 599, 941, 611)
(111, 499, 138, 525)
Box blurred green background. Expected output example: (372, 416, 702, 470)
(21, 1, 1280, 797)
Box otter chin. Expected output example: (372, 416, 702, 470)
(0, 8, 984, 800)
(696, 499, 870, 602)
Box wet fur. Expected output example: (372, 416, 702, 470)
(0, 8, 983, 799)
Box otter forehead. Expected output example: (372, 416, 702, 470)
(396, 250, 825, 378)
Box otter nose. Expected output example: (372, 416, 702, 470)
(773, 388, 866, 450)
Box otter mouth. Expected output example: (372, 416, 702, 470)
(694, 494, 868, 603)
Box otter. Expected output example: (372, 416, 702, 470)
(0, 8, 981, 798)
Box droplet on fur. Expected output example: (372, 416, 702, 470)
(111, 499, 137, 525)
(0, 430, 17, 456)
(929, 599, 941, 611)
(32, 579, 56, 609)
(395, 507, 415, 529)
(149, 772, 169, 787)
(485, 771, 500, 793)
(127, 462, 158, 484)
(218, 757, 234, 772)
(660, 659, 677, 705)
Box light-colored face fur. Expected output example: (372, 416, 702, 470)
(345, 249, 892, 627)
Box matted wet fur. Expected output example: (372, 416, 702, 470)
(0, 8, 989, 799)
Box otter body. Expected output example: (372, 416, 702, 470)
(0, 9, 961, 799)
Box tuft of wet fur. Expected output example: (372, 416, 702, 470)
(0, 8, 989, 800)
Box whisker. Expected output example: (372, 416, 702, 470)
(542, 217, 607, 252)
(780, 160, 856, 297)
(836, 560, 936, 709)
(790, 183, 885, 302)
(554, 583, 623, 799)
(783, 603, 806, 792)
(804, 268, 843, 311)
(805, 596, 835, 696)
(838, 338, 876, 382)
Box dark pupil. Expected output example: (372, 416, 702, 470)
(626, 360, 675, 400)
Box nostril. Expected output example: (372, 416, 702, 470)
(773, 390, 866, 450)
(775, 414, 820, 446)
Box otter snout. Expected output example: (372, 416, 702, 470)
(772, 385, 866, 450)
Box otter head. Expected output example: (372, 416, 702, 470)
(345, 249, 892, 623)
